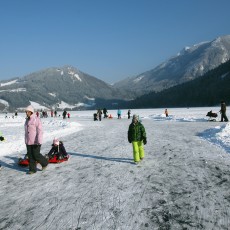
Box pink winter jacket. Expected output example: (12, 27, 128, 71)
(24, 113, 43, 145)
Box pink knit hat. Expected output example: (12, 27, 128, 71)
(53, 138, 59, 146)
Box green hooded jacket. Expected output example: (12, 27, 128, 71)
(128, 121, 146, 142)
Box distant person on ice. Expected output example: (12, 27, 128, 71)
(117, 109, 122, 119)
(220, 101, 228, 122)
(128, 114, 147, 164)
(47, 138, 67, 160)
(97, 109, 102, 121)
(24, 105, 48, 174)
(127, 109, 131, 119)
(103, 108, 108, 118)
(63, 110, 67, 119)
(165, 109, 169, 117)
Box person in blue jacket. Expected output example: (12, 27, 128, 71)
(117, 109, 122, 119)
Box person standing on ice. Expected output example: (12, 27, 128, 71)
(165, 109, 169, 117)
(220, 101, 229, 122)
(127, 109, 131, 119)
(117, 109, 122, 119)
(24, 105, 48, 174)
(128, 114, 147, 164)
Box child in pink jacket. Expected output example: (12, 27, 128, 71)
(25, 105, 48, 174)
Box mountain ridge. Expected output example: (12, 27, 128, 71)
(0, 66, 133, 111)
(123, 59, 230, 108)
(0, 35, 230, 111)
(113, 35, 230, 95)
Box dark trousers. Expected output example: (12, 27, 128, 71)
(221, 112, 228, 122)
(27, 145, 48, 172)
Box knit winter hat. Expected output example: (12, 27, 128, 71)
(132, 114, 139, 121)
(25, 105, 34, 113)
(53, 138, 60, 146)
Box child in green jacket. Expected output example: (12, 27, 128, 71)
(128, 114, 147, 164)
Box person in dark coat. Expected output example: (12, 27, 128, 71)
(165, 109, 169, 117)
(220, 101, 228, 122)
(93, 113, 98, 121)
(48, 138, 67, 159)
(63, 110, 67, 119)
(128, 114, 147, 164)
(127, 110, 131, 119)
(103, 108, 108, 118)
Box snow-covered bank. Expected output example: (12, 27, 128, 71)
(0, 108, 230, 229)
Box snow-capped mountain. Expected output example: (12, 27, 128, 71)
(0, 66, 132, 111)
(113, 35, 230, 95)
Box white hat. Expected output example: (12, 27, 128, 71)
(25, 105, 34, 113)
(53, 138, 60, 146)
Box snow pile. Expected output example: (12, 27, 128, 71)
(57, 101, 76, 109)
(200, 123, 230, 153)
(217, 123, 230, 146)
(148, 113, 206, 122)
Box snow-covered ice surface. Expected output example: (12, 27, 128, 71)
(0, 107, 230, 230)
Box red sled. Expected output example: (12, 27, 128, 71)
(18, 154, 70, 167)
(48, 154, 70, 163)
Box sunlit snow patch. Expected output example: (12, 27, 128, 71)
(199, 123, 230, 153)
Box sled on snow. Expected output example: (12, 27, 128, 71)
(206, 110, 218, 121)
(18, 154, 70, 167)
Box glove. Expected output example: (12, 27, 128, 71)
(0, 136, 5, 141)
(143, 139, 147, 145)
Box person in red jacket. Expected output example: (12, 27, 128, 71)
(24, 105, 48, 174)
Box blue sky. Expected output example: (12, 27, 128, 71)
(0, 0, 230, 84)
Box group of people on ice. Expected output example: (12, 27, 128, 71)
(20, 104, 147, 173)
(93, 108, 133, 120)
(62, 110, 71, 119)
(2, 100, 229, 172)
